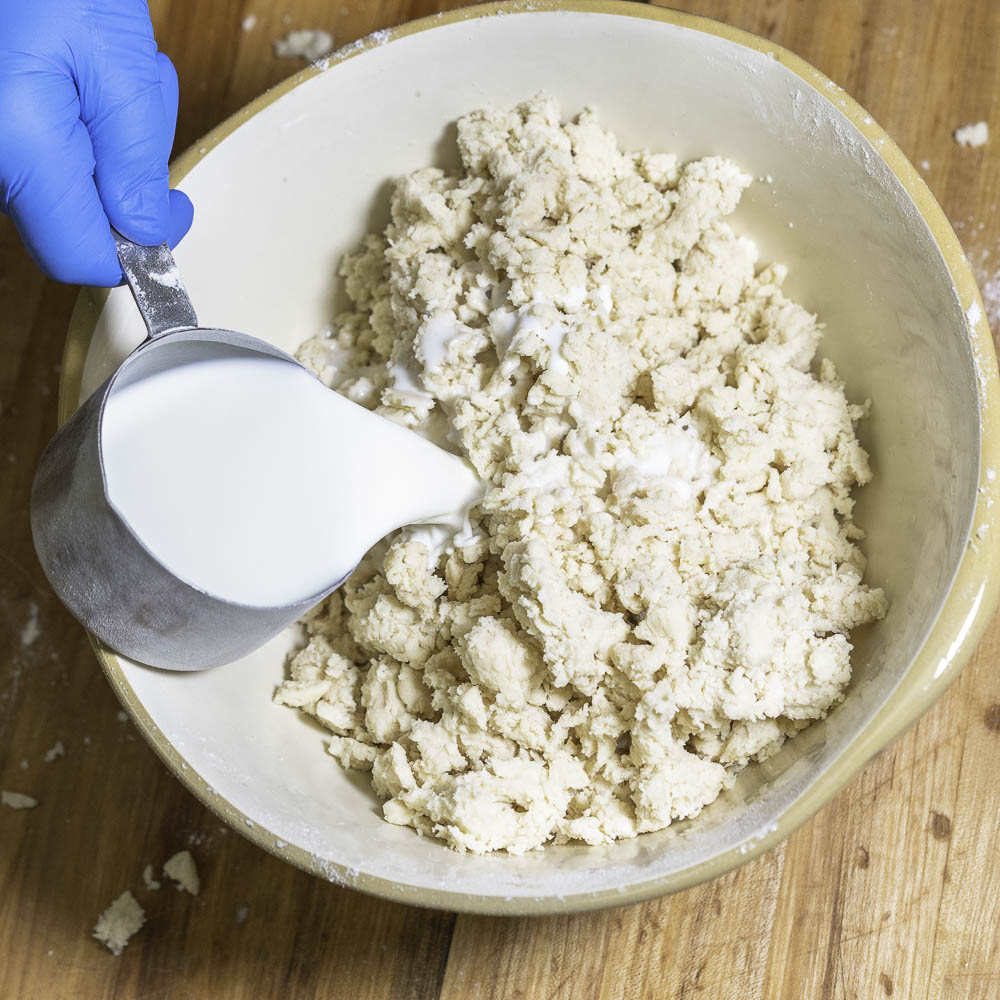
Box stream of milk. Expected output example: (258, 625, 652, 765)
(100, 347, 483, 606)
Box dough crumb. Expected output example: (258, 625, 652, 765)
(273, 28, 333, 61)
(142, 864, 161, 891)
(93, 891, 145, 956)
(43, 740, 65, 763)
(20, 602, 40, 646)
(163, 850, 200, 895)
(235, 905, 250, 925)
(241, 13, 257, 31)
(2, 790, 38, 809)
(116, 711, 128, 722)
(954, 121, 989, 148)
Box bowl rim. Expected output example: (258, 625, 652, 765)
(59, 0, 1000, 915)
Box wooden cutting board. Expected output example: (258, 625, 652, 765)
(1, 1, 998, 997)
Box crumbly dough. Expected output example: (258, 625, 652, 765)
(163, 850, 200, 895)
(93, 890, 145, 955)
(276, 97, 888, 854)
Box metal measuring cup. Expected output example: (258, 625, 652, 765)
(31, 234, 352, 671)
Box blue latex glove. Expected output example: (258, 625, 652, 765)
(0, 0, 193, 286)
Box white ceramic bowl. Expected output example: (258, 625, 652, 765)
(62, 2, 1000, 913)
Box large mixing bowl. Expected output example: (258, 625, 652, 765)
(60, 1, 1000, 914)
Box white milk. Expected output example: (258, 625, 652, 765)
(100, 347, 483, 606)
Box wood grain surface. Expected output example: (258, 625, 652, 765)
(1, 1, 998, 997)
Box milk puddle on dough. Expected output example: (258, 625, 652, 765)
(100, 344, 483, 606)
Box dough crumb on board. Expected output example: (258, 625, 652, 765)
(954, 121, 989, 148)
(241, 13, 256, 31)
(273, 28, 333, 61)
(277, 95, 888, 855)
(20, 602, 40, 646)
(142, 864, 161, 891)
(93, 891, 145, 956)
(163, 850, 200, 895)
(43, 740, 65, 763)
(2, 790, 38, 809)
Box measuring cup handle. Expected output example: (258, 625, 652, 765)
(113, 230, 199, 339)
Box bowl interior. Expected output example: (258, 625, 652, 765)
(78, 7, 978, 907)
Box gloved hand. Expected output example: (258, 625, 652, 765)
(0, 0, 193, 286)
